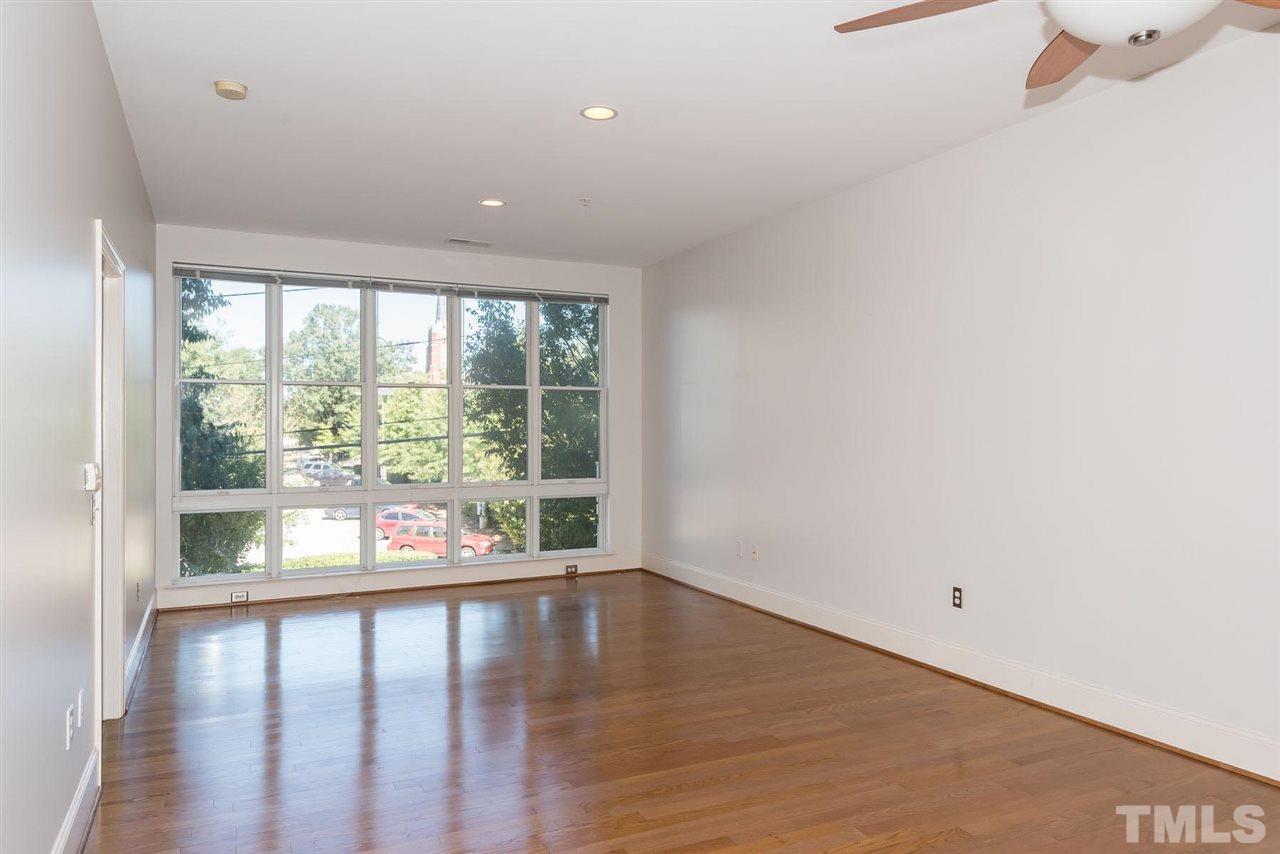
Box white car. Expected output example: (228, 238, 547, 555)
(297, 459, 352, 485)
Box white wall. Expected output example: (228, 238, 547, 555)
(122, 220, 157, 685)
(642, 33, 1280, 780)
(154, 225, 641, 608)
(0, 1, 156, 851)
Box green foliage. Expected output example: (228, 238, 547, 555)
(463, 388, 528, 481)
(539, 303, 599, 386)
(378, 387, 448, 483)
(376, 550, 443, 565)
(179, 279, 267, 493)
(281, 552, 364, 570)
(539, 497, 599, 552)
(180, 278, 264, 380)
(179, 511, 265, 577)
(538, 303, 601, 480)
(281, 302, 363, 476)
(283, 301, 361, 382)
(463, 298, 525, 385)
(282, 384, 361, 481)
(541, 389, 600, 479)
(489, 500, 526, 550)
(464, 499, 526, 551)
(179, 278, 220, 353)
(180, 384, 266, 490)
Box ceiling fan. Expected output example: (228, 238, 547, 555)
(835, 0, 1280, 89)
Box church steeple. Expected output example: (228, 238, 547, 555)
(425, 295, 448, 383)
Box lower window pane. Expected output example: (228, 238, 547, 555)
(377, 387, 448, 484)
(283, 384, 362, 487)
(376, 502, 449, 565)
(180, 382, 266, 491)
(463, 388, 528, 481)
(282, 508, 360, 571)
(179, 511, 266, 577)
(539, 497, 600, 552)
(541, 389, 600, 480)
(460, 499, 526, 558)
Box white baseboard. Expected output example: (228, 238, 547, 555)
(642, 552, 1280, 782)
(122, 591, 157, 712)
(157, 553, 640, 610)
(50, 748, 99, 854)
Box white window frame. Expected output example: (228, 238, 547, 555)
(373, 288, 451, 489)
(372, 500, 452, 569)
(536, 494, 607, 558)
(537, 299, 607, 485)
(174, 279, 270, 497)
(457, 497, 532, 563)
(170, 267, 609, 585)
(458, 295, 533, 487)
(277, 282, 365, 494)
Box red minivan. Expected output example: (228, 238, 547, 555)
(387, 523, 495, 558)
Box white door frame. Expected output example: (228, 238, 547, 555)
(94, 222, 128, 746)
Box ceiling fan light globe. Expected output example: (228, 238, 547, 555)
(1043, 0, 1220, 47)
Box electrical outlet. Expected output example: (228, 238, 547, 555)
(230, 591, 249, 604)
(751, 545, 759, 561)
(136, 581, 141, 602)
(952, 587, 963, 609)
(64, 705, 75, 750)
(735, 539, 743, 558)
(77, 689, 84, 727)
(564, 564, 578, 576)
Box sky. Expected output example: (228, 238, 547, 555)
(200, 280, 456, 377)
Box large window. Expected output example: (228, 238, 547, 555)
(172, 270, 607, 581)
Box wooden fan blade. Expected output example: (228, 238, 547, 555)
(1233, 0, 1280, 8)
(835, 0, 996, 33)
(1025, 30, 1099, 89)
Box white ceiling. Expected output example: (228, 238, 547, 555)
(93, 1, 1278, 267)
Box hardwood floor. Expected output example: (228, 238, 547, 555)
(85, 571, 1277, 853)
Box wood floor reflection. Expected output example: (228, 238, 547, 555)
(85, 571, 1278, 852)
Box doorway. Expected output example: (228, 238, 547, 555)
(92, 221, 127, 768)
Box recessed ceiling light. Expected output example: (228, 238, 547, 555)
(214, 80, 248, 101)
(579, 105, 617, 121)
(478, 198, 507, 207)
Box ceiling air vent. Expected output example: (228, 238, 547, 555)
(445, 237, 492, 248)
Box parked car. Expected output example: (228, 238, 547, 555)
(297, 459, 353, 487)
(387, 523, 494, 558)
(322, 506, 360, 521)
(296, 458, 333, 477)
(322, 505, 444, 533)
(374, 507, 438, 540)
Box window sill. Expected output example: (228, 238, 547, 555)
(167, 550, 614, 588)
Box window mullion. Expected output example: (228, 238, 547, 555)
(448, 295, 462, 563)
(361, 287, 376, 570)
(526, 494, 538, 560)
(598, 303, 609, 487)
(527, 299, 541, 556)
(170, 289, 180, 582)
(266, 281, 282, 578)
(596, 494, 607, 551)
